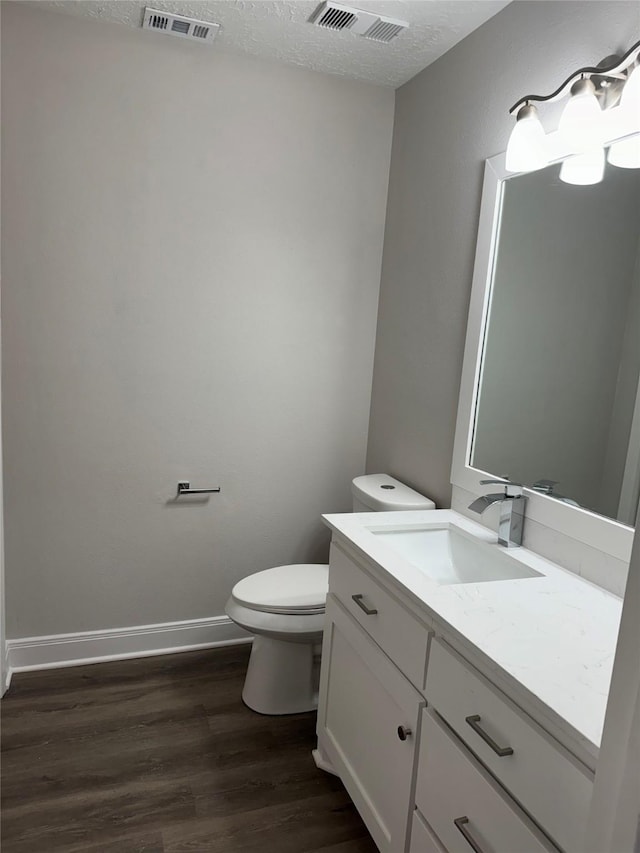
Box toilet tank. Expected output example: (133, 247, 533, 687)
(351, 474, 436, 512)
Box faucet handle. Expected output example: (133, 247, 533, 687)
(532, 479, 559, 494)
(479, 478, 524, 498)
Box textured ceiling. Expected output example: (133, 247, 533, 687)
(35, 0, 510, 87)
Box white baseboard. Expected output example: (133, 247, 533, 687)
(2, 648, 11, 695)
(6, 615, 252, 676)
(312, 747, 338, 776)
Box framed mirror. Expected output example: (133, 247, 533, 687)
(452, 109, 639, 563)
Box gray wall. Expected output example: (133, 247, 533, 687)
(366, 0, 640, 509)
(1, 3, 394, 638)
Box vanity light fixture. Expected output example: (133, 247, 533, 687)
(612, 59, 640, 111)
(557, 78, 604, 184)
(505, 104, 547, 172)
(608, 134, 640, 168)
(559, 147, 606, 186)
(608, 62, 640, 168)
(558, 78, 603, 149)
(505, 39, 640, 183)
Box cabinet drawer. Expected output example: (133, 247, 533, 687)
(409, 809, 446, 853)
(426, 640, 592, 852)
(329, 542, 431, 689)
(416, 710, 556, 853)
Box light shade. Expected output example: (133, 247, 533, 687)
(608, 134, 640, 169)
(604, 62, 640, 170)
(558, 78, 603, 151)
(620, 63, 640, 113)
(505, 105, 548, 172)
(559, 148, 605, 185)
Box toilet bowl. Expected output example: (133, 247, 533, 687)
(226, 564, 328, 714)
(225, 474, 435, 715)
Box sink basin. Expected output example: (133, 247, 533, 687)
(369, 525, 542, 585)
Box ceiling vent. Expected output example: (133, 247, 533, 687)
(142, 8, 220, 44)
(310, 2, 358, 31)
(309, 2, 407, 42)
(360, 17, 407, 43)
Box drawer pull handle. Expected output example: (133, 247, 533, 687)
(454, 816, 484, 853)
(465, 714, 514, 757)
(397, 725, 412, 741)
(351, 594, 378, 615)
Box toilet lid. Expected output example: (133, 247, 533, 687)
(231, 564, 329, 614)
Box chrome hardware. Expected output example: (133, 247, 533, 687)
(531, 478, 559, 495)
(468, 476, 526, 548)
(176, 481, 221, 497)
(508, 40, 640, 116)
(397, 725, 412, 741)
(465, 714, 514, 757)
(351, 594, 378, 616)
(454, 816, 485, 853)
(532, 479, 580, 506)
(479, 477, 524, 498)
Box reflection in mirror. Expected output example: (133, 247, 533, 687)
(471, 151, 640, 526)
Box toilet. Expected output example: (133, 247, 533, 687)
(225, 474, 435, 715)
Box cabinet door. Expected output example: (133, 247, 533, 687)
(316, 595, 425, 853)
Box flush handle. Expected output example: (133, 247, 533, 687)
(454, 817, 485, 853)
(465, 714, 514, 757)
(351, 594, 378, 616)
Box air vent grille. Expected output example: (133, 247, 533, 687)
(310, 2, 408, 43)
(149, 13, 168, 31)
(142, 8, 220, 44)
(171, 19, 190, 35)
(363, 18, 406, 43)
(310, 2, 357, 31)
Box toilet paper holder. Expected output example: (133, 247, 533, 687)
(176, 481, 221, 497)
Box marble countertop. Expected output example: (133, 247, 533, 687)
(322, 509, 623, 768)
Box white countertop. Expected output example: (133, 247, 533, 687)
(322, 509, 623, 767)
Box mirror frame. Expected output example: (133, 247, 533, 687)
(451, 105, 639, 564)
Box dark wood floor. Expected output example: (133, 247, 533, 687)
(1, 644, 377, 853)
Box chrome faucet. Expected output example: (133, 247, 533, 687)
(531, 478, 559, 496)
(468, 478, 527, 548)
(531, 478, 580, 507)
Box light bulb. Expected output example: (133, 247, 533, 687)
(559, 78, 603, 151)
(505, 104, 548, 172)
(608, 134, 640, 169)
(607, 62, 640, 169)
(559, 148, 605, 185)
(619, 63, 640, 114)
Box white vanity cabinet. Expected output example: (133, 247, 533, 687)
(413, 710, 556, 853)
(424, 640, 593, 853)
(316, 546, 429, 853)
(316, 535, 595, 853)
(328, 542, 431, 689)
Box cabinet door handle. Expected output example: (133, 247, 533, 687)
(397, 725, 412, 741)
(465, 714, 514, 757)
(351, 594, 378, 615)
(454, 817, 484, 853)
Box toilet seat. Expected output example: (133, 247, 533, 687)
(231, 564, 329, 615)
(225, 598, 326, 642)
